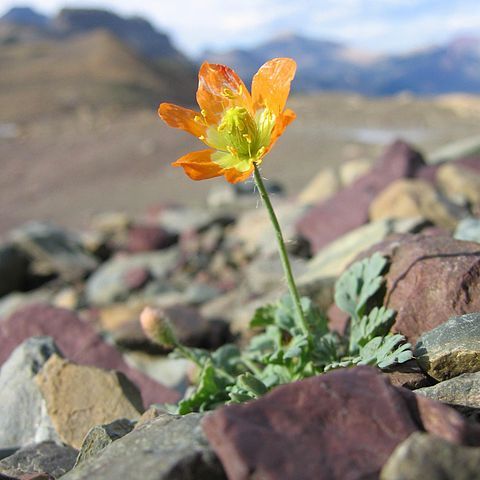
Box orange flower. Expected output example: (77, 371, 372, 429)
(159, 58, 296, 183)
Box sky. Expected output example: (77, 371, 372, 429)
(1, 0, 479, 56)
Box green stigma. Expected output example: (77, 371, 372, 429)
(213, 107, 275, 162)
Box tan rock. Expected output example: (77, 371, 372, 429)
(436, 163, 480, 207)
(297, 168, 340, 206)
(35, 354, 143, 449)
(339, 158, 372, 187)
(369, 178, 458, 229)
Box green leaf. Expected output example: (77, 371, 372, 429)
(250, 304, 276, 328)
(236, 373, 268, 396)
(358, 334, 413, 369)
(176, 360, 230, 414)
(284, 335, 309, 359)
(349, 306, 395, 354)
(335, 253, 388, 320)
(211, 344, 243, 376)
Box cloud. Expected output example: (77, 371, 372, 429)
(0, 0, 479, 54)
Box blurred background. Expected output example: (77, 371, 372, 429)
(1, 0, 480, 234)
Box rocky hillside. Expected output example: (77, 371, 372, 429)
(0, 29, 196, 122)
(0, 140, 479, 478)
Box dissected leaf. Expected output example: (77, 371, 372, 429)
(335, 253, 388, 320)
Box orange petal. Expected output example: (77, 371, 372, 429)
(196, 62, 253, 123)
(172, 149, 223, 181)
(158, 103, 206, 138)
(224, 164, 254, 184)
(251, 58, 296, 115)
(264, 108, 296, 156)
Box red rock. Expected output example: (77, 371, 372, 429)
(127, 225, 177, 253)
(383, 234, 480, 344)
(202, 366, 480, 480)
(122, 266, 150, 290)
(296, 140, 426, 254)
(0, 304, 179, 406)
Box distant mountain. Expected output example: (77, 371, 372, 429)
(1, 6, 48, 27)
(203, 33, 480, 96)
(0, 6, 189, 64)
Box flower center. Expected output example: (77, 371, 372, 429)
(214, 107, 276, 162)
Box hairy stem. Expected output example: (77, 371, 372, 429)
(252, 162, 308, 336)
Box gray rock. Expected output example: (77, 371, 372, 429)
(380, 432, 480, 480)
(0, 244, 28, 297)
(74, 419, 135, 467)
(61, 413, 226, 480)
(428, 134, 480, 164)
(9, 222, 98, 281)
(416, 371, 480, 410)
(157, 207, 215, 235)
(85, 248, 179, 306)
(415, 313, 480, 381)
(455, 217, 480, 243)
(0, 441, 77, 479)
(0, 337, 62, 448)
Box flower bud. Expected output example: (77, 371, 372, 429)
(140, 306, 176, 349)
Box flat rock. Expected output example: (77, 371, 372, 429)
(202, 366, 480, 480)
(369, 178, 459, 229)
(35, 354, 143, 449)
(296, 140, 427, 254)
(8, 222, 98, 282)
(74, 419, 135, 466)
(416, 371, 480, 410)
(0, 304, 179, 406)
(414, 313, 480, 380)
(296, 167, 340, 206)
(85, 248, 179, 306)
(380, 432, 480, 480)
(60, 414, 226, 480)
(0, 442, 77, 479)
(0, 337, 61, 448)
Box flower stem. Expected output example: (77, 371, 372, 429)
(252, 162, 308, 335)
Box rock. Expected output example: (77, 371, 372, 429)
(299, 217, 425, 281)
(85, 248, 179, 306)
(380, 432, 480, 480)
(0, 244, 29, 297)
(207, 184, 237, 208)
(0, 304, 180, 407)
(339, 158, 373, 186)
(416, 371, 480, 411)
(232, 200, 306, 256)
(127, 225, 177, 253)
(437, 163, 480, 208)
(369, 179, 459, 229)
(74, 419, 134, 466)
(60, 414, 226, 480)
(455, 217, 480, 242)
(0, 291, 52, 319)
(0, 337, 62, 448)
(244, 253, 306, 294)
(428, 135, 480, 164)
(123, 352, 189, 394)
(8, 222, 98, 282)
(156, 207, 215, 235)
(0, 442, 77, 479)
(51, 288, 78, 311)
(122, 266, 151, 291)
(414, 313, 480, 380)
(35, 354, 143, 449)
(89, 212, 131, 236)
(296, 140, 427, 254)
(380, 235, 480, 344)
(202, 366, 480, 480)
(297, 168, 340, 206)
(386, 369, 436, 390)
